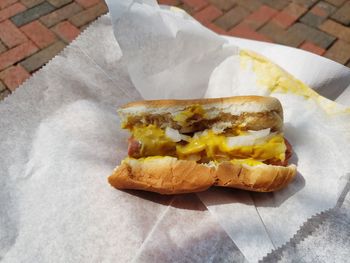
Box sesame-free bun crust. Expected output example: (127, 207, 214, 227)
(108, 157, 297, 194)
(108, 157, 215, 194)
(119, 96, 283, 121)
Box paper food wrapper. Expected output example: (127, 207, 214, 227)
(0, 0, 349, 262)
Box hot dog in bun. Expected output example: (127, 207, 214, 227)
(108, 96, 296, 194)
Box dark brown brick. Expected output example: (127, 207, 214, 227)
(0, 80, 6, 92)
(47, 0, 72, 8)
(331, 1, 350, 25)
(346, 60, 350, 68)
(208, 0, 236, 11)
(214, 6, 249, 31)
(11, 2, 56, 26)
(325, 0, 346, 7)
(69, 2, 108, 28)
(300, 12, 326, 27)
(0, 89, 10, 100)
(324, 39, 350, 64)
(319, 19, 350, 43)
(300, 1, 337, 27)
(313, 1, 337, 16)
(178, 3, 194, 14)
(40, 2, 82, 27)
(20, 41, 65, 72)
(293, 0, 318, 8)
(20, 0, 45, 8)
(259, 22, 305, 47)
(235, 0, 262, 12)
(260, 0, 289, 10)
(0, 41, 6, 54)
(288, 22, 336, 48)
(182, 0, 208, 11)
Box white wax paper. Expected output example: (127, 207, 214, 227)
(0, 0, 349, 262)
(106, 0, 350, 262)
(0, 14, 245, 263)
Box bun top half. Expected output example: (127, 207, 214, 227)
(119, 96, 284, 133)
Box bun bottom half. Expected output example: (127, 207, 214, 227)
(108, 157, 297, 194)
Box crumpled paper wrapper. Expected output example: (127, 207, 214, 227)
(0, 0, 349, 262)
(106, 0, 350, 261)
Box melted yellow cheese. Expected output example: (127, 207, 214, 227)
(176, 130, 286, 161)
(124, 156, 263, 166)
(131, 125, 286, 162)
(231, 159, 263, 166)
(173, 104, 205, 125)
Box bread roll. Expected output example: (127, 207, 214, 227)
(108, 157, 297, 194)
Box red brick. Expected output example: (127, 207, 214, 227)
(0, 20, 27, 48)
(299, 41, 326, 55)
(178, 3, 193, 15)
(69, 2, 108, 27)
(193, 5, 222, 24)
(319, 19, 350, 43)
(20, 20, 56, 48)
(158, 0, 181, 5)
(0, 3, 26, 22)
(52, 21, 80, 43)
(75, 0, 100, 9)
(0, 41, 38, 70)
(244, 5, 278, 29)
(272, 11, 296, 28)
(0, 64, 30, 91)
(229, 22, 272, 42)
(324, 40, 350, 64)
(0, 0, 17, 9)
(273, 2, 307, 28)
(182, 0, 208, 11)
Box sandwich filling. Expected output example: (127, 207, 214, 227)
(121, 102, 292, 167)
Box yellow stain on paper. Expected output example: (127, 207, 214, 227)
(239, 50, 350, 115)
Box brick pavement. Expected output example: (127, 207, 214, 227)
(0, 0, 108, 101)
(1, 0, 350, 101)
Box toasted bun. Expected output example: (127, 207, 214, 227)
(108, 157, 297, 194)
(119, 96, 284, 133)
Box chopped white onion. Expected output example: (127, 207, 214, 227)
(165, 127, 182, 142)
(211, 122, 232, 134)
(227, 128, 271, 148)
